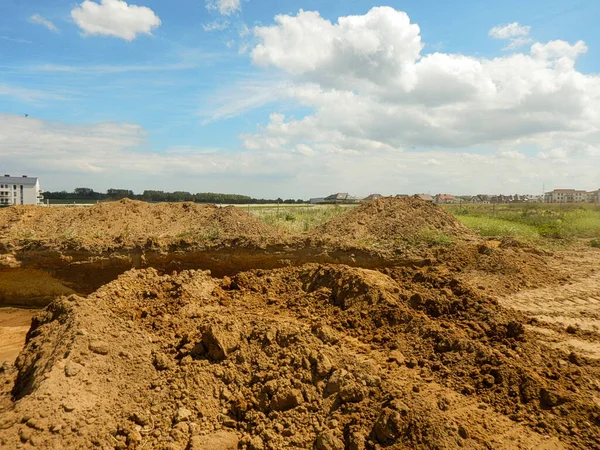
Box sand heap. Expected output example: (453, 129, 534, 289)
(313, 197, 473, 247)
(1, 264, 598, 449)
(0, 200, 279, 251)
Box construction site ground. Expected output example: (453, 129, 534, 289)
(0, 198, 599, 449)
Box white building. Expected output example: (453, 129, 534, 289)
(544, 189, 588, 203)
(0, 175, 44, 206)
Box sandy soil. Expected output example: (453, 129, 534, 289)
(0, 308, 36, 363)
(0, 197, 598, 449)
(499, 251, 600, 360)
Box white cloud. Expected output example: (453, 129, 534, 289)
(531, 40, 588, 61)
(200, 78, 295, 123)
(0, 83, 67, 102)
(206, 0, 241, 16)
(36, 62, 195, 74)
(489, 22, 530, 39)
(1, 113, 598, 197)
(239, 24, 250, 37)
(238, 7, 599, 170)
(489, 22, 533, 50)
(29, 14, 59, 32)
(502, 37, 533, 50)
(252, 8, 423, 89)
(497, 150, 526, 160)
(203, 20, 230, 32)
(71, 0, 161, 41)
(0, 35, 32, 44)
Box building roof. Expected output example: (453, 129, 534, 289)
(363, 193, 383, 201)
(547, 189, 587, 193)
(435, 194, 456, 200)
(415, 194, 433, 201)
(1, 175, 38, 186)
(324, 193, 357, 201)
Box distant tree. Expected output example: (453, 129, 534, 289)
(106, 189, 134, 199)
(74, 187, 94, 197)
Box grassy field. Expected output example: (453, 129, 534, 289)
(244, 202, 600, 247)
(444, 203, 600, 243)
(245, 204, 353, 233)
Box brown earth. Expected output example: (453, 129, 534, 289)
(0, 265, 598, 449)
(313, 197, 474, 247)
(0, 199, 281, 252)
(0, 308, 36, 363)
(0, 198, 598, 449)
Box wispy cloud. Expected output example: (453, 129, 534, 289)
(206, 0, 241, 16)
(29, 14, 59, 32)
(489, 22, 531, 39)
(489, 22, 533, 50)
(203, 20, 230, 32)
(199, 77, 295, 123)
(33, 62, 198, 75)
(0, 83, 67, 102)
(0, 35, 32, 44)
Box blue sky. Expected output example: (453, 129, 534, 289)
(1, 0, 599, 198)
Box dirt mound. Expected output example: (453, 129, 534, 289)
(431, 238, 563, 296)
(0, 199, 280, 251)
(1, 265, 597, 449)
(313, 197, 473, 247)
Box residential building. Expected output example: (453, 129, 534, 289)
(0, 175, 43, 206)
(588, 190, 600, 203)
(544, 189, 588, 203)
(434, 194, 457, 204)
(415, 194, 433, 202)
(323, 193, 360, 203)
(362, 193, 383, 202)
(469, 194, 491, 204)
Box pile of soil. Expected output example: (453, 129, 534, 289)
(1, 264, 598, 449)
(0, 200, 280, 252)
(313, 197, 473, 247)
(434, 239, 563, 296)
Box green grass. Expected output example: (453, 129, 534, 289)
(411, 228, 453, 247)
(249, 204, 353, 233)
(456, 216, 541, 240)
(247, 202, 600, 246)
(445, 203, 600, 241)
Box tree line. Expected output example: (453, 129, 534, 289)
(43, 188, 307, 204)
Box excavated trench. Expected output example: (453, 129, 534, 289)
(0, 246, 430, 307)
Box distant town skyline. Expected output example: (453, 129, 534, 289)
(1, 0, 599, 197)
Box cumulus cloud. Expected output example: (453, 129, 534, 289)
(489, 22, 533, 50)
(206, 0, 241, 16)
(2, 113, 598, 196)
(252, 8, 423, 89)
(531, 40, 588, 60)
(239, 6, 599, 172)
(29, 14, 59, 32)
(71, 0, 161, 41)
